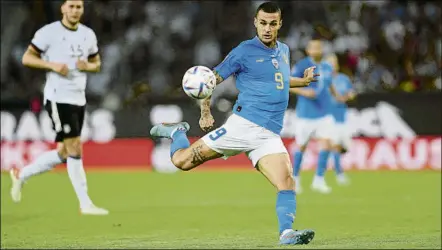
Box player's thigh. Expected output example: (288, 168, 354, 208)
(201, 114, 259, 159)
(45, 100, 65, 143)
(256, 153, 293, 191)
(294, 118, 316, 149)
(55, 103, 84, 155)
(248, 135, 293, 190)
(172, 138, 223, 171)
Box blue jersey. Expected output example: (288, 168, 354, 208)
(330, 73, 353, 123)
(291, 57, 334, 119)
(213, 36, 291, 135)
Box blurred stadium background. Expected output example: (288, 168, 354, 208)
(1, 0, 441, 248)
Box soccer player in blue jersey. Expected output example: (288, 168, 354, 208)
(289, 39, 345, 194)
(325, 54, 356, 185)
(150, 2, 317, 245)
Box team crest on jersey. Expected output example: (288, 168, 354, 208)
(272, 58, 279, 69)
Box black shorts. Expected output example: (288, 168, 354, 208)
(44, 100, 86, 142)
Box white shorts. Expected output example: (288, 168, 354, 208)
(294, 115, 334, 147)
(330, 122, 352, 150)
(201, 114, 288, 167)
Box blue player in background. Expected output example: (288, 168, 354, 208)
(325, 54, 357, 185)
(289, 39, 346, 194)
(150, 2, 317, 246)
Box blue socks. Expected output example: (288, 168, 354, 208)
(316, 150, 330, 177)
(332, 152, 343, 175)
(170, 130, 190, 158)
(292, 150, 304, 177)
(276, 190, 296, 235)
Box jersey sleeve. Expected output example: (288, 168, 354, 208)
(30, 26, 51, 53)
(213, 46, 243, 80)
(88, 30, 99, 58)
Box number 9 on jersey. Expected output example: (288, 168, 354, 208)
(275, 72, 284, 89)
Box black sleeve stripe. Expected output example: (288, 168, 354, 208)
(30, 43, 44, 54)
(88, 51, 99, 59)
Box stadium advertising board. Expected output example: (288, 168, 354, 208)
(1, 93, 440, 171)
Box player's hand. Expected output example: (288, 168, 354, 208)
(199, 113, 215, 132)
(51, 63, 69, 76)
(303, 66, 319, 85)
(76, 59, 89, 71)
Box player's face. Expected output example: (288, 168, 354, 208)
(62, 0, 84, 25)
(254, 10, 282, 46)
(306, 40, 323, 60)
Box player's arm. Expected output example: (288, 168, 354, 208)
(199, 71, 222, 124)
(77, 53, 101, 73)
(77, 30, 101, 73)
(289, 77, 310, 87)
(22, 45, 56, 71)
(200, 70, 222, 109)
(289, 63, 317, 98)
(22, 26, 68, 76)
(329, 85, 347, 103)
(199, 49, 241, 131)
(289, 66, 319, 87)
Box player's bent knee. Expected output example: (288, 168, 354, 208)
(171, 152, 194, 171)
(257, 153, 294, 191)
(64, 137, 82, 157)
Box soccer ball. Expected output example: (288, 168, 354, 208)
(182, 66, 216, 100)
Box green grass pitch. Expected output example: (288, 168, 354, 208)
(1, 170, 441, 249)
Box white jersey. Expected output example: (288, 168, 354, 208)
(31, 21, 99, 106)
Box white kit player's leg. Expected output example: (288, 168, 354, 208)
(10, 149, 65, 203)
(65, 156, 108, 215)
(55, 102, 108, 216)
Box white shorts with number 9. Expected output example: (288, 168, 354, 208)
(201, 113, 288, 167)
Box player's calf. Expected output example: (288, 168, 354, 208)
(172, 139, 221, 171)
(63, 136, 102, 212)
(257, 153, 315, 244)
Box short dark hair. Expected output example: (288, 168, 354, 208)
(255, 2, 281, 17)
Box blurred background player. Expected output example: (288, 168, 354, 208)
(290, 38, 345, 194)
(150, 2, 317, 245)
(325, 53, 357, 185)
(9, 0, 108, 215)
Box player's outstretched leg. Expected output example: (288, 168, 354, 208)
(257, 153, 315, 245)
(150, 122, 221, 171)
(10, 143, 67, 203)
